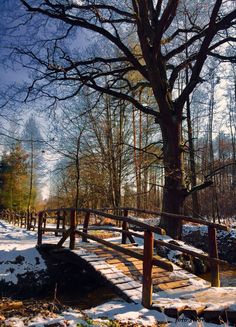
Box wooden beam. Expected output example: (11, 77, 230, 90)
(101, 207, 161, 216)
(161, 212, 229, 231)
(69, 209, 76, 250)
(142, 230, 153, 308)
(122, 209, 128, 244)
(37, 212, 43, 246)
(208, 226, 220, 287)
(41, 228, 67, 233)
(57, 228, 72, 247)
(153, 238, 230, 267)
(83, 209, 165, 235)
(82, 212, 90, 242)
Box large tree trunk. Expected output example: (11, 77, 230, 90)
(159, 118, 186, 239)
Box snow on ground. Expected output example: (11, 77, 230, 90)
(0, 221, 47, 285)
(3, 302, 226, 326)
(0, 219, 233, 326)
(183, 223, 236, 239)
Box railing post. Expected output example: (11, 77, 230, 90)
(62, 210, 66, 236)
(42, 213, 47, 234)
(82, 212, 90, 242)
(122, 209, 128, 244)
(37, 212, 43, 247)
(55, 210, 60, 236)
(142, 230, 153, 308)
(208, 226, 220, 287)
(69, 209, 76, 250)
(62, 210, 66, 229)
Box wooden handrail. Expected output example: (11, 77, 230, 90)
(161, 212, 229, 231)
(4, 206, 232, 305)
(38, 207, 166, 235)
(100, 207, 161, 216)
(99, 207, 229, 231)
(79, 226, 229, 268)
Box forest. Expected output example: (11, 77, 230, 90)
(0, 1, 235, 235)
(1, 1, 236, 325)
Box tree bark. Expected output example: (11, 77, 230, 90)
(159, 118, 186, 239)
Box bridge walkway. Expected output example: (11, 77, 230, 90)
(3, 207, 236, 323)
(51, 240, 236, 323)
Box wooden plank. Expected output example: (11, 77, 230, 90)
(105, 272, 128, 279)
(85, 256, 110, 262)
(122, 219, 128, 244)
(57, 228, 72, 247)
(69, 209, 76, 250)
(154, 279, 191, 291)
(106, 258, 140, 265)
(153, 275, 187, 286)
(109, 277, 134, 285)
(153, 269, 191, 281)
(99, 268, 121, 274)
(116, 281, 141, 291)
(89, 263, 112, 270)
(152, 269, 172, 277)
(153, 238, 230, 268)
(42, 228, 67, 233)
(113, 263, 143, 273)
(120, 243, 139, 248)
(37, 212, 43, 246)
(82, 209, 165, 234)
(102, 207, 161, 216)
(161, 212, 229, 231)
(208, 226, 220, 287)
(142, 230, 153, 308)
(82, 212, 90, 242)
(123, 288, 142, 297)
(75, 230, 173, 271)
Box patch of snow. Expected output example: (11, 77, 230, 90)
(85, 299, 169, 326)
(0, 220, 46, 285)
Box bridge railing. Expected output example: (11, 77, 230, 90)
(36, 207, 230, 308)
(1, 206, 231, 307)
(37, 207, 170, 308)
(161, 212, 229, 288)
(99, 208, 230, 288)
(0, 209, 37, 230)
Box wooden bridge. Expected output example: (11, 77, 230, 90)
(1, 207, 236, 323)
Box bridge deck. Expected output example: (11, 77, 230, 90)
(54, 241, 236, 323)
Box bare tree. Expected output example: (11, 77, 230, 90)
(9, 0, 236, 238)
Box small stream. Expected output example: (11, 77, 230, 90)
(53, 285, 118, 309)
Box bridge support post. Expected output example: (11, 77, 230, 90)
(82, 212, 90, 242)
(37, 212, 43, 246)
(122, 209, 128, 244)
(208, 226, 220, 287)
(69, 209, 76, 250)
(55, 210, 60, 236)
(142, 230, 153, 308)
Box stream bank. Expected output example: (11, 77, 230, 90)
(0, 245, 117, 307)
(182, 224, 236, 264)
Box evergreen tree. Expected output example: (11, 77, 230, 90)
(0, 144, 29, 211)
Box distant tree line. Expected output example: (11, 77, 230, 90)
(0, 116, 43, 212)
